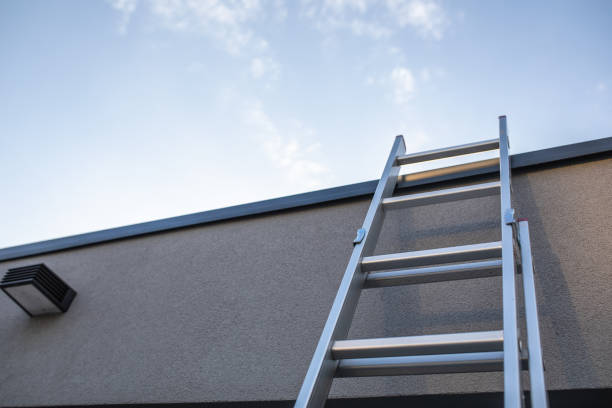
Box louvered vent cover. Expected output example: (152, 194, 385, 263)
(1, 264, 77, 316)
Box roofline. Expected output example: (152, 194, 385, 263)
(2, 136, 611, 262)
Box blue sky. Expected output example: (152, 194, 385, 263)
(1, 0, 611, 248)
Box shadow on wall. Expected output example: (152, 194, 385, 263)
(516, 171, 598, 389)
(344, 194, 504, 395)
(376, 193, 502, 332)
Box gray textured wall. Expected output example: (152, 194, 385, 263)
(0, 157, 610, 407)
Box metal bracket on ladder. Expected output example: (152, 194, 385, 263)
(294, 119, 548, 408)
(504, 208, 516, 225)
(353, 228, 366, 245)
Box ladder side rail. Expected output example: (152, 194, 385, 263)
(518, 220, 549, 408)
(294, 135, 406, 408)
(499, 115, 523, 407)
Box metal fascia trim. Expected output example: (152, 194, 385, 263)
(1, 137, 610, 262)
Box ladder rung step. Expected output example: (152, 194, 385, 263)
(361, 242, 502, 272)
(335, 351, 504, 377)
(383, 181, 500, 209)
(397, 158, 500, 188)
(332, 330, 503, 359)
(364, 259, 502, 288)
(395, 139, 500, 166)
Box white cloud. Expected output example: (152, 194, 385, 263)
(390, 67, 415, 103)
(305, 1, 389, 39)
(308, 14, 391, 39)
(387, 0, 447, 39)
(250, 58, 266, 78)
(387, 46, 403, 57)
(109, 0, 450, 49)
(365, 65, 435, 102)
(250, 57, 281, 80)
(348, 18, 392, 38)
(419, 66, 444, 81)
(323, 0, 372, 14)
(149, 0, 263, 54)
(273, 0, 288, 21)
(108, 0, 138, 34)
(151, 0, 262, 27)
(108, 0, 284, 79)
(109, 0, 272, 55)
(243, 102, 328, 188)
(302, 0, 448, 40)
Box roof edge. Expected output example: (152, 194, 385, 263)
(2, 136, 611, 262)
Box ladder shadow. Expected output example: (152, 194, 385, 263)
(515, 173, 598, 388)
(366, 199, 503, 395)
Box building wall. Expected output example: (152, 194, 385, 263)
(0, 156, 610, 407)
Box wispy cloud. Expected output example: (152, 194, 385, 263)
(419, 66, 445, 82)
(347, 18, 392, 38)
(149, 0, 264, 55)
(303, 0, 390, 39)
(302, 0, 448, 40)
(390, 66, 415, 103)
(387, 0, 447, 40)
(108, 0, 285, 83)
(109, 0, 277, 55)
(322, 0, 371, 14)
(243, 102, 328, 188)
(364, 66, 422, 103)
(273, 0, 289, 21)
(250, 56, 281, 80)
(316, 17, 392, 39)
(108, 0, 138, 34)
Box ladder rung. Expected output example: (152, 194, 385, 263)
(335, 351, 504, 377)
(383, 182, 500, 209)
(395, 139, 500, 166)
(397, 158, 500, 187)
(364, 259, 502, 288)
(332, 330, 503, 359)
(361, 242, 502, 272)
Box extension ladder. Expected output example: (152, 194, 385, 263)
(294, 116, 547, 407)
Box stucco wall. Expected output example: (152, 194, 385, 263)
(0, 156, 610, 407)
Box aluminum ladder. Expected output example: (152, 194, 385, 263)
(294, 116, 548, 408)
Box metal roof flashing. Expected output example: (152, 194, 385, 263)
(1, 136, 610, 262)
